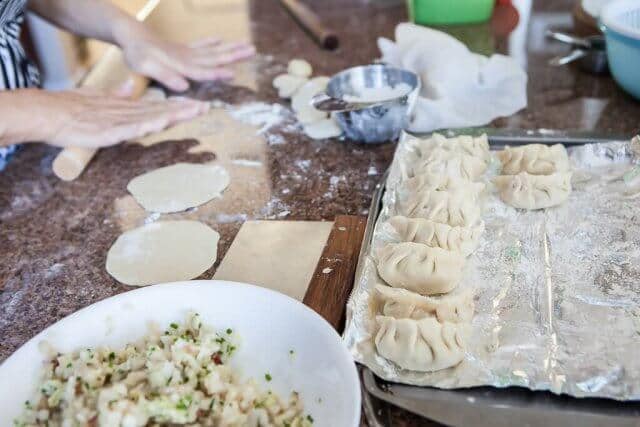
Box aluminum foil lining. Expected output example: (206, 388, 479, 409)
(343, 136, 640, 401)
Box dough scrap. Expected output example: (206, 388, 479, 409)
(272, 73, 308, 99)
(127, 163, 229, 213)
(494, 171, 572, 210)
(497, 143, 570, 175)
(375, 315, 468, 372)
(375, 284, 474, 323)
(287, 59, 313, 78)
(106, 220, 220, 286)
(376, 242, 464, 295)
(303, 117, 342, 140)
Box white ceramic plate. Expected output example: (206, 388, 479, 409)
(0, 280, 361, 426)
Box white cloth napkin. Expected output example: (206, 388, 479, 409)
(378, 23, 528, 133)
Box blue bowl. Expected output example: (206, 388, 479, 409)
(601, 0, 640, 100)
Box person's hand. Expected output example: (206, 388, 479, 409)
(116, 23, 256, 92)
(3, 88, 210, 148)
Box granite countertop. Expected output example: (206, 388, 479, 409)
(1, 0, 640, 425)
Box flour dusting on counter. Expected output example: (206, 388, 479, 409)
(227, 102, 288, 134)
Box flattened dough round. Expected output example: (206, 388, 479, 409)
(303, 117, 342, 139)
(106, 220, 219, 286)
(128, 163, 230, 213)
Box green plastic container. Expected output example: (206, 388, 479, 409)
(408, 0, 495, 25)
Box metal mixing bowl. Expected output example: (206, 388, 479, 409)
(321, 65, 420, 144)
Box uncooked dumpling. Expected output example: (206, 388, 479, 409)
(292, 76, 330, 124)
(386, 216, 484, 257)
(396, 187, 482, 227)
(410, 133, 490, 163)
(494, 171, 572, 210)
(106, 220, 220, 286)
(127, 163, 229, 213)
(395, 175, 485, 208)
(497, 144, 570, 175)
(377, 242, 464, 295)
(287, 59, 313, 78)
(408, 148, 487, 181)
(375, 315, 468, 372)
(272, 73, 308, 98)
(303, 117, 342, 139)
(375, 284, 474, 323)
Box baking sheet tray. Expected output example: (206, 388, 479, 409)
(344, 132, 640, 403)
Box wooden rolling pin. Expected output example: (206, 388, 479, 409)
(279, 0, 339, 50)
(52, 0, 158, 182)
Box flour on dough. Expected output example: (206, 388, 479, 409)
(106, 220, 219, 286)
(127, 163, 230, 213)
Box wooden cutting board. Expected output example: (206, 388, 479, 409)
(303, 215, 367, 332)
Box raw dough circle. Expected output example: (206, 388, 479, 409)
(287, 59, 313, 78)
(106, 220, 220, 286)
(303, 117, 342, 140)
(127, 163, 230, 213)
(273, 73, 307, 98)
(292, 77, 330, 125)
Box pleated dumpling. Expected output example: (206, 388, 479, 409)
(375, 284, 475, 323)
(408, 148, 487, 181)
(386, 216, 484, 257)
(397, 187, 482, 227)
(409, 133, 490, 163)
(375, 315, 468, 372)
(376, 242, 464, 295)
(494, 171, 572, 210)
(396, 174, 486, 200)
(497, 143, 570, 175)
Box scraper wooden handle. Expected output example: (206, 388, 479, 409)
(52, 0, 158, 181)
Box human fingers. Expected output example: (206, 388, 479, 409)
(136, 58, 191, 92)
(90, 105, 199, 147)
(188, 36, 223, 48)
(191, 44, 256, 67)
(165, 56, 234, 82)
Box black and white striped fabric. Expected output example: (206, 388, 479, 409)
(0, 0, 40, 170)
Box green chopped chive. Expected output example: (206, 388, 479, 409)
(307, 415, 314, 423)
(66, 362, 72, 368)
(265, 373, 272, 382)
(170, 323, 179, 329)
(226, 328, 233, 335)
(289, 349, 294, 355)
(108, 352, 115, 361)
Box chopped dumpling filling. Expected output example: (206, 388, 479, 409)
(15, 313, 313, 427)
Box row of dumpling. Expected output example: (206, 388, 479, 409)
(372, 133, 490, 373)
(494, 144, 572, 209)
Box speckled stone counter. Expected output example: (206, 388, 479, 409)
(1, 0, 640, 425)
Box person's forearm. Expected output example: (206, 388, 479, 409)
(27, 0, 143, 47)
(0, 89, 49, 146)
